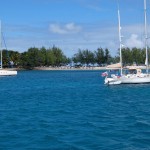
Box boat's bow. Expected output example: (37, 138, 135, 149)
(105, 76, 122, 85)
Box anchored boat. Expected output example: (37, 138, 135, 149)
(104, 0, 150, 85)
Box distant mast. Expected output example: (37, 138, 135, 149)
(0, 20, 2, 69)
(144, 0, 148, 74)
(118, 5, 122, 76)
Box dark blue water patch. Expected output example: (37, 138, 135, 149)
(0, 70, 150, 149)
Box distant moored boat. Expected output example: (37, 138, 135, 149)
(0, 20, 17, 76)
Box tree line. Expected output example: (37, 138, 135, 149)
(2, 46, 69, 69)
(1, 46, 149, 69)
(72, 47, 149, 66)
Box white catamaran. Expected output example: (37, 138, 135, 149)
(104, 0, 150, 85)
(0, 21, 17, 76)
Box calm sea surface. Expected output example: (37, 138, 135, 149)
(0, 70, 150, 150)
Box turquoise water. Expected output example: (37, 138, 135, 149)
(0, 70, 150, 149)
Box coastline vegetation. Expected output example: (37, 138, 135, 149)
(1, 46, 148, 69)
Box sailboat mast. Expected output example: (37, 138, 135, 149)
(144, 0, 148, 74)
(0, 20, 2, 69)
(118, 7, 122, 76)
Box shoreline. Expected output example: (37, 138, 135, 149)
(33, 66, 106, 71)
(3, 65, 148, 71)
(2, 66, 106, 71)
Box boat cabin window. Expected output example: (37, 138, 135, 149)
(125, 68, 142, 74)
(108, 69, 120, 77)
(129, 69, 137, 74)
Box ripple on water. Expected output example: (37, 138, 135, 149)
(0, 71, 150, 149)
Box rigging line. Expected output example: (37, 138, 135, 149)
(1, 32, 10, 63)
(2, 32, 7, 50)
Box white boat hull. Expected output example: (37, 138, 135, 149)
(105, 74, 150, 85)
(120, 75, 150, 84)
(0, 69, 17, 76)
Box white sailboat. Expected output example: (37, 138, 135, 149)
(0, 21, 17, 76)
(104, 0, 150, 85)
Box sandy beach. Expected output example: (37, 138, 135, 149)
(34, 66, 106, 71)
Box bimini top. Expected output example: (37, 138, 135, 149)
(106, 63, 121, 69)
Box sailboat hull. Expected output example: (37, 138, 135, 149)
(105, 74, 150, 85)
(0, 69, 17, 76)
(120, 76, 150, 84)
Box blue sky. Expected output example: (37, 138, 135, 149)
(0, 0, 149, 57)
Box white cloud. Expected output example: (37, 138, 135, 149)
(125, 34, 144, 48)
(5, 22, 148, 57)
(49, 24, 67, 34)
(49, 23, 82, 34)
